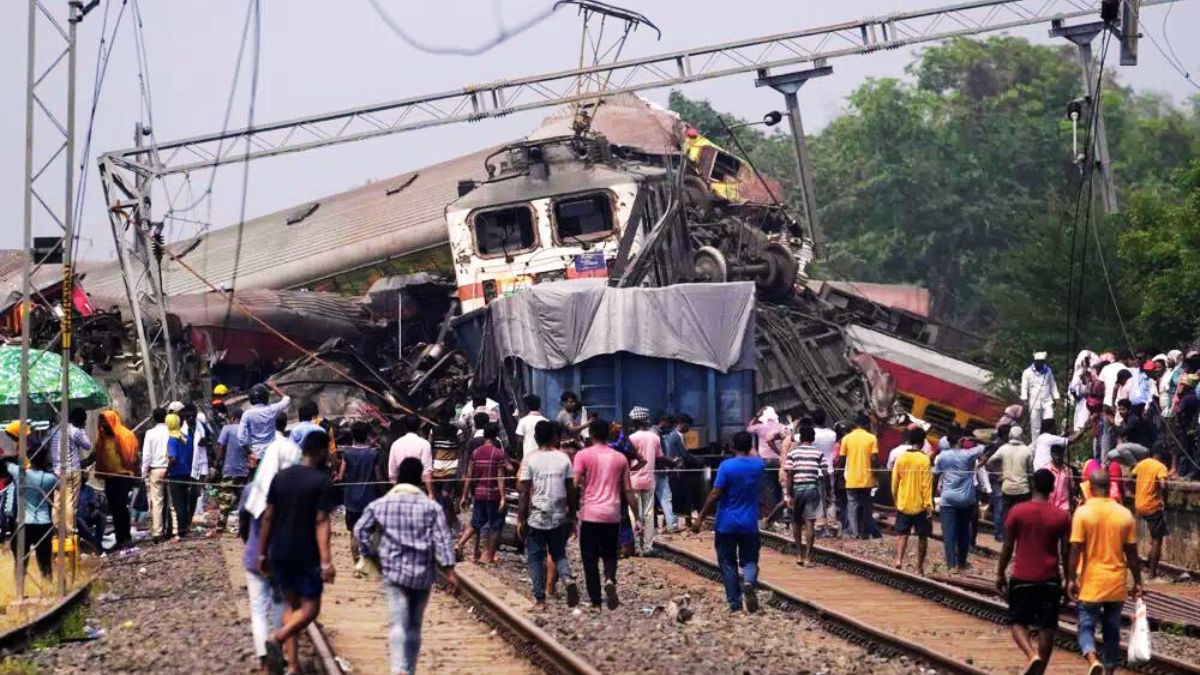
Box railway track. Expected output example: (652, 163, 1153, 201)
(871, 505, 1200, 636)
(740, 528, 1200, 675)
(884, 504, 1200, 580)
(313, 527, 597, 675)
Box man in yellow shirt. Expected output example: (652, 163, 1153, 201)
(890, 440, 933, 576)
(836, 414, 879, 540)
(1131, 446, 1171, 579)
(1068, 470, 1143, 675)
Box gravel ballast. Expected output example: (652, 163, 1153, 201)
(14, 537, 263, 674)
(470, 539, 938, 675)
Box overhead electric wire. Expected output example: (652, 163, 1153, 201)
(1138, 5, 1200, 91)
(1080, 31, 1134, 353)
(71, 0, 129, 260)
(1064, 28, 1111, 359)
(162, 0, 262, 224)
(365, 0, 561, 56)
(220, 0, 261, 354)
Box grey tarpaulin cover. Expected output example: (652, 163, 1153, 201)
(485, 279, 756, 373)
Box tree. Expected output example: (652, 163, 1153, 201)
(1118, 161, 1200, 348)
(668, 36, 1200, 377)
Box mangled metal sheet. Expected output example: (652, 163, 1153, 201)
(528, 93, 684, 156)
(484, 279, 756, 374)
(170, 289, 375, 365)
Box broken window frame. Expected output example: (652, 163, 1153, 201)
(468, 202, 540, 259)
(549, 190, 618, 246)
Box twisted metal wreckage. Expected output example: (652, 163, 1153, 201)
(3, 94, 1000, 445)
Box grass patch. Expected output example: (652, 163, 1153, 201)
(27, 604, 90, 651)
(0, 657, 39, 675)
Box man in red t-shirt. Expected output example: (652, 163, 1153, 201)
(996, 468, 1071, 675)
(457, 424, 508, 563)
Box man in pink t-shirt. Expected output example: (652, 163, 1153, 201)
(627, 406, 664, 555)
(573, 419, 637, 610)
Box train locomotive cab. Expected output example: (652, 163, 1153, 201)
(446, 135, 670, 312)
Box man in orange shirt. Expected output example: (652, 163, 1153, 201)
(836, 413, 879, 540)
(1131, 445, 1171, 579)
(1068, 470, 1143, 675)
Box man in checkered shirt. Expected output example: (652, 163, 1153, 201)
(354, 457, 458, 675)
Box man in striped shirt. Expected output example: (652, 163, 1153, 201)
(782, 426, 829, 566)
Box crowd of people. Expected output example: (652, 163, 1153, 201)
(1, 345, 1191, 675)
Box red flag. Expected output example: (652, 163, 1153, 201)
(71, 282, 94, 317)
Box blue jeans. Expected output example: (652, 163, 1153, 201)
(990, 488, 1005, 542)
(1078, 601, 1123, 668)
(655, 475, 677, 530)
(940, 505, 972, 568)
(714, 531, 760, 609)
(846, 488, 874, 539)
(386, 583, 432, 675)
(525, 524, 574, 603)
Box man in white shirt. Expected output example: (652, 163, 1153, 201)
(243, 413, 303, 519)
(389, 414, 433, 497)
(1031, 418, 1085, 471)
(1020, 351, 1060, 439)
(1099, 355, 1133, 408)
(808, 409, 839, 527)
(140, 408, 172, 541)
(887, 428, 927, 470)
(514, 394, 547, 458)
(457, 393, 499, 431)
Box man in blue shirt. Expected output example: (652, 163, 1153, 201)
(216, 407, 250, 534)
(289, 400, 323, 447)
(932, 426, 986, 570)
(693, 431, 764, 613)
(238, 383, 292, 460)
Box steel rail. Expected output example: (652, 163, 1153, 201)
(441, 567, 602, 675)
(925, 503, 1200, 578)
(757, 529, 1200, 675)
(0, 577, 93, 655)
(305, 622, 343, 675)
(655, 540, 989, 675)
(869, 504, 1200, 636)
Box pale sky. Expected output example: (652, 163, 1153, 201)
(3, 0, 1197, 261)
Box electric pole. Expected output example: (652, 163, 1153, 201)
(1051, 19, 1120, 214)
(755, 61, 833, 255)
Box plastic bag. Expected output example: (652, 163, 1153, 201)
(1127, 598, 1152, 665)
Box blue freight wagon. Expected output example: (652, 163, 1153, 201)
(520, 351, 754, 449)
(453, 280, 758, 450)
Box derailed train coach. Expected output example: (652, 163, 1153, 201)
(444, 100, 1001, 451)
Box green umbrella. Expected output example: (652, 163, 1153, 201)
(0, 345, 110, 420)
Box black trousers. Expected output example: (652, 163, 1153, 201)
(104, 476, 136, 545)
(168, 478, 197, 538)
(579, 521, 619, 606)
(11, 522, 53, 577)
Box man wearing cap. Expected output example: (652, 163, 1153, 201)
(627, 406, 666, 555)
(987, 426, 1035, 514)
(1020, 352, 1059, 439)
(237, 382, 292, 462)
(1161, 351, 1184, 416)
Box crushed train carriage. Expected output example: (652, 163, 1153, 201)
(12, 95, 1002, 453)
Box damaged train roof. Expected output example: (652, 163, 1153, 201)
(81, 148, 495, 298)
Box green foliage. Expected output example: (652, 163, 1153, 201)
(1119, 162, 1200, 347)
(669, 35, 1200, 379)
